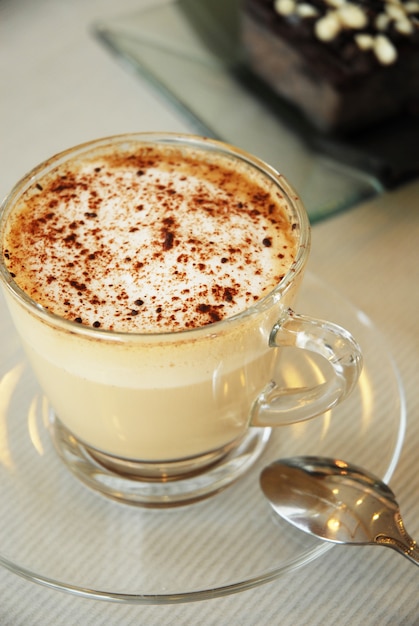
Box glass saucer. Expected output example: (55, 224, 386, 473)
(0, 273, 405, 604)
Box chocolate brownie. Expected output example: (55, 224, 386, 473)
(241, 0, 419, 132)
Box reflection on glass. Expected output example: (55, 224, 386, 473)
(28, 395, 45, 457)
(0, 363, 24, 469)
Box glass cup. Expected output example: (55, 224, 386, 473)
(0, 133, 362, 506)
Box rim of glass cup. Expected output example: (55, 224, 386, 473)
(0, 132, 310, 340)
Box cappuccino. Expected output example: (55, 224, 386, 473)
(1, 135, 300, 464)
(0, 135, 363, 504)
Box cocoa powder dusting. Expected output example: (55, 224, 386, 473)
(3, 143, 298, 332)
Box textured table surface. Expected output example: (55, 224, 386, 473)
(1, 1, 419, 624)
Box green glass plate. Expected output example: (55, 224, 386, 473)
(93, 0, 384, 223)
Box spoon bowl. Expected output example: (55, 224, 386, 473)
(260, 456, 419, 564)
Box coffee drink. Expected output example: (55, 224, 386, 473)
(1, 137, 298, 461)
(0, 134, 362, 505)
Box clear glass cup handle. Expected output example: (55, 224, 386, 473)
(251, 308, 363, 427)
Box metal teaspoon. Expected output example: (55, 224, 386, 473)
(260, 455, 419, 565)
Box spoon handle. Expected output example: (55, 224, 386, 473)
(378, 536, 419, 565)
(375, 515, 419, 566)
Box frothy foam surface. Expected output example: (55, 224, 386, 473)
(3, 142, 298, 332)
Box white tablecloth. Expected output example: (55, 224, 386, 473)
(1, 1, 419, 624)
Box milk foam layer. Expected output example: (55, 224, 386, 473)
(3, 142, 297, 332)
